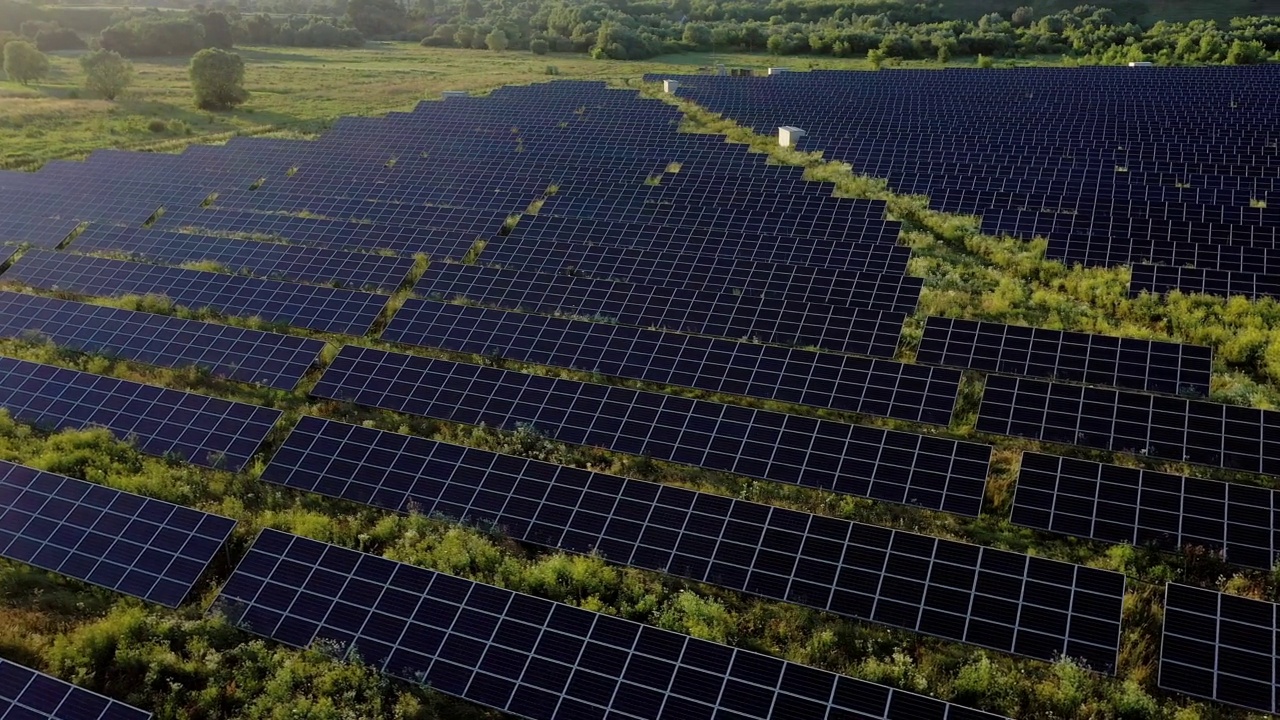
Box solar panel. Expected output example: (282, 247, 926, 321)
(1159, 583, 1277, 715)
(976, 374, 1280, 474)
(68, 225, 415, 293)
(0, 215, 82, 249)
(0, 459, 235, 607)
(3, 250, 388, 336)
(0, 657, 151, 719)
(917, 317, 1212, 396)
(313, 346, 991, 515)
(0, 357, 281, 471)
(382, 300, 960, 425)
(1013, 452, 1278, 570)
(215, 528, 1011, 720)
(0, 246, 15, 269)
(479, 239, 923, 313)
(0, 291, 324, 391)
(413, 264, 906, 358)
(1131, 263, 1280, 302)
(263, 416, 1126, 669)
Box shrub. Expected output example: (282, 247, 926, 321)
(34, 26, 83, 51)
(2, 40, 48, 85)
(189, 47, 248, 110)
(529, 37, 548, 54)
(484, 28, 508, 51)
(866, 47, 886, 69)
(79, 48, 133, 100)
(978, 52, 995, 67)
(544, 64, 559, 75)
(147, 118, 167, 132)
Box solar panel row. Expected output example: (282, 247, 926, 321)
(3, 250, 388, 336)
(262, 416, 1125, 669)
(215, 528, 1010, 720)
(0, 291, 323, 390)
(382, 299, 960, 424)
(0, 459, 235, 607)
(0, 658, 151, 720)
(312, 345, 992, 516)
(0, 356, 280, 471)
(413, 263, 906, 358)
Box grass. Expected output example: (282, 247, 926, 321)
(0, 44, 1069, 170)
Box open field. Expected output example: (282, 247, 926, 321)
(0, 44, 1056, 170)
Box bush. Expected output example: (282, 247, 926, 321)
(99, 16, 204, 57)
(977, 52, 995, 67)
(2, 39, 48, 85)
(484, 28, 508, 51)
(79, 48, 132, 100)
(529, 37, 548, 54)
(34, 26, 83, 51)
(189, 47, 247, 110)
(867, 47, 886, 69)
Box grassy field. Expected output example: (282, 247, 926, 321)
(0, 44, 1052, 170)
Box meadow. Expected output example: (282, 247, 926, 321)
(0, 43, 1040, 170)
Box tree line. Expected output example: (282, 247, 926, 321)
(3, 0, 1280, 62)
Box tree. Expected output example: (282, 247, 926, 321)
(34, 26, 83, 51)
(529, 38, 548, 54)
(866, 47, 885, 69)
(80, 48, 132, 100)
(2, 39, 47, 85)
(345, 0, 405, 37)
(189, 47, 247, 110)
(1011, 6, 1035, 27)
(193, 9, 234, 49)
(484, 27, 507, 51)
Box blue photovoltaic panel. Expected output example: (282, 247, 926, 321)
(0, 657, 151, 719)
(383, 299, 960, 424)
(0, 246, 15, 268)
(0, 215, 82, 249)
(67, 225, 415, 293)
(261, 416, 1127, 670)
(2, 250, 388, 336)
(312, 345, 992, 515)
(0, 291, 324, 391)
(1160, 583, 1278, 715)
(0, 357, 281, 471)
(214, 528, 1010, 720)
(0, 460, 235, 607)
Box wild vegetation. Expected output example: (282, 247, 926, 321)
(2, 0, 1279, 61)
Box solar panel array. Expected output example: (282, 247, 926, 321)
(653, 66, 1278, 307)
(68, 225, 415, 293)
(0, 291, 323, 390)
(215, 528, 1009, 720)
(382, 299, 961, 424)
(1014, 452, 1278, 570)
(261, 416, 1125, 669)
(0, 356, 280, 471)
(1160, 584, 1278, 715)
(1, 74, 1271, 716)
(977, 375, 1278, 474)
(3, 250, 388, 336)
(0, 460, 235, 607)
(412, 263, 906, 358)
(917, 317, 1212, 396)
(0, 658, 151, 720)
(313, 345, 992, 516)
